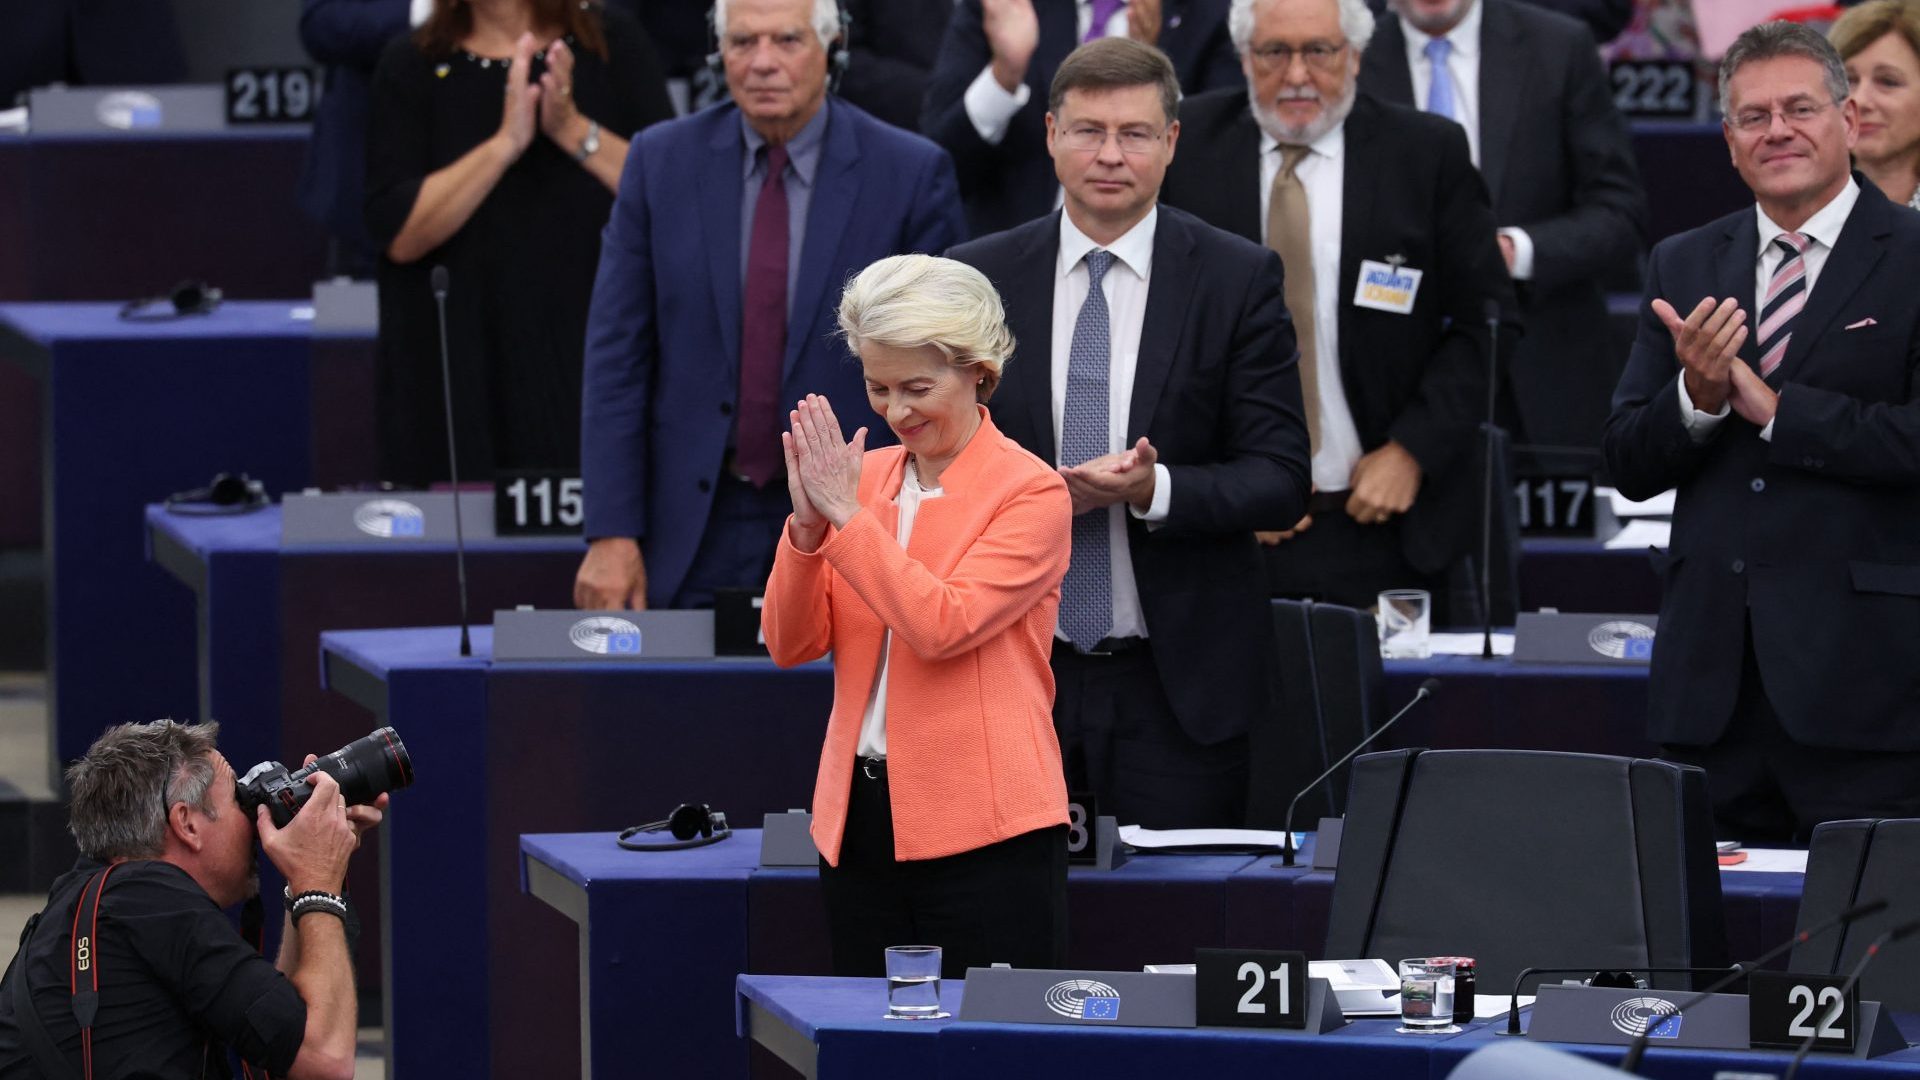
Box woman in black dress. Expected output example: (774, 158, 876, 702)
(365, 0, 671, 484)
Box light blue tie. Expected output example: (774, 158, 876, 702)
(1424, 37, 1458, 122)
(1060, 250, 1115, 654)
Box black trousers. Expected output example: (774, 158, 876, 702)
(1262, 493, 1451, 622)
(818, 759, 1067, 979)
(1663, 618, 1920, 844)
(1052, 639, 1248, 829)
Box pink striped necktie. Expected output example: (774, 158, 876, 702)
(1756, 231, 1810, 378)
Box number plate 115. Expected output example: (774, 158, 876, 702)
(495, 470, 584, 536)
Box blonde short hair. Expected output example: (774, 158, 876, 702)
(1831, 0, 1920, 67)
(837, 255, 1015, 402)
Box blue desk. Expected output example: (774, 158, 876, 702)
(737, 975, 1920, 1080)
(0, 302, 366, 785)
(523, 830, 1802, 1080)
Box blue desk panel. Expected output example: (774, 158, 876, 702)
(525, 831, 1804, 1080)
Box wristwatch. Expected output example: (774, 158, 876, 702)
(573, 120, 600, 163)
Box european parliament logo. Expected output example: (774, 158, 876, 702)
(569, 616, 642, 656)
(1610, 997, 1682, 1039)
(352, 498, 426, 538)
(1044, 979, 1121, 1021)
(1588, 620, 1655, 660)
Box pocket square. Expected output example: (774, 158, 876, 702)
(1845, 317, 1878, 330)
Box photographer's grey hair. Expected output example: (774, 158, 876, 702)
(711, 0, 843, 44)
(67, 720, 222, 862)
(1718, 21, 1850, 118)
(1228, 0, 1377, 54)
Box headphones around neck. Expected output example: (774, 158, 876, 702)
(118, 279, 223, 321)
(617, 803, 732, 851)
(703, 0, 852, 95)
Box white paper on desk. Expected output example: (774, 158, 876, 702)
(1427, 632, 1515, 656)
(1118, 826, 1300, 850)
(1475, 993, 1535, 1019)
(1604, 519, 1672, 550)
(1724, 848, 1808, 874)
(1602, 486, 1675, 518)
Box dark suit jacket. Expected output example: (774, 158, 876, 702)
(1160, 90, 1514, 575)
(839, 0, 952, 131)
(297, 0, 410, 260)
(1363, 0, 1633, 45)
(1603, 180, 1920, 751)
(0, 0, 185, 104)
(921, 0, 1242, 236)
(580, 99, 968, 607)
(1362, 0, 1646, 451)
(947, 205, 1311, 745)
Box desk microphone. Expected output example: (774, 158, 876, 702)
(1614, 897, 1890, 1070)
(1495, 966, 1741, 1038)
(431, 265, 473, 658)
(1478, 299, 1501, 661)
(1277, 678, 1439, 867)
(1779, 917, 1920, 1080)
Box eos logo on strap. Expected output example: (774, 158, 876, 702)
(1588, 620, 1655, 660)
(1610, 997, 1682, 1039)
(1044, 979, 1121, 1021)
(569, 617, 642, 656)
(352, 499, 426, 538)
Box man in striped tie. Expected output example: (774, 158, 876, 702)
(1603, 21, 1920, 842)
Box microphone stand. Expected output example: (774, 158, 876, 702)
(1277, 679, 1438, 867)
(1479, 301, 1500, 660)
(1779, 918, 1920, 1080)
(431, 265, 473, 657)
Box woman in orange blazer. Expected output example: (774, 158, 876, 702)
(762, 254, 1073, 979)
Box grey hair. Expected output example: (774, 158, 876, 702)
(66, 719, 222, 862)
(1230, 0, 1377, 54)
(1719, 20, 1851, 117)
(711, 0, 843, 45)
(838, 255, 1016, 403)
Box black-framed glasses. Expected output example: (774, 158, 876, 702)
(1246, 39, 1350, 72)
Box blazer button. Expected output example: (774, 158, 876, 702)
(1750, 478, 1766, 493)
(698, 479, 712, 493)
(719, 402, 733, 416)
(1731, 559, 1746, 574)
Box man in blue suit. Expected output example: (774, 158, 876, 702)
(1605, 21, 1920, 841)
(574, 0, 967, 610)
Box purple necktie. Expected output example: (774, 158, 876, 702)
(736, 144, 789, 488)
(1084, 0, 1126, 41)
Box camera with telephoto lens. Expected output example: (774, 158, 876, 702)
(236, 728, 415, 828)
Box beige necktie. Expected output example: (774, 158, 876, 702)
(1266, 144, 1320, 455)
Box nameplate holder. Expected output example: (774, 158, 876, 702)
(1195, 949, 1345, 1032)
(1310, 817, 1343, 870)
(1525, 984, 1747, 1049)
(758, 811, 818, 867)
(311, 278, 378, 333)
(281, 491, 505, 545)
(1512, 612, 1658, 666)
(958, 968, 1194, 1028)
(714, 589, 769, 657)
(27, 85, 228, 134)
(1065, 793, 1126, 870)
(492, 609, 714, 662)
(1747, 971, 1902, 1058)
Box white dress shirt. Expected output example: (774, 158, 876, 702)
(854, 458, 945, 759)
(964, 0, 1134, 144)
(1399, 2, 1536, 279)
(1677, 177, 1860, 444)
(1258, 125, 1367, 492)
(1052, 207, 1171, 640)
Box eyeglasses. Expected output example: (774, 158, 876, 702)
(1727, 98, 1841, 133)
(1058, 124, 1169, 155)
(1246, 40, 1350, 72)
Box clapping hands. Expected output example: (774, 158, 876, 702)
(782, 395, 867, 552)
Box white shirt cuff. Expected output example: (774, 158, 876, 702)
(963, 65, 1029, 146)
(1759, 418, 1775, 441)
(1498, 227, 1534, 281)
(1130, 463, 1172, 525)
(410, 0, 433, 27)
(1676, 376, 1729, 443)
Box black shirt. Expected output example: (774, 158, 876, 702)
(0, 860, 306, 1080)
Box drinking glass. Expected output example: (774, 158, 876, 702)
(884, 945, 949, 1020)
(1378, 589, 1432, 658)
(1397, 957, 1458, 1033)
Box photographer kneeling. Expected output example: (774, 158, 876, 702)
(0, 720, 383, 1080)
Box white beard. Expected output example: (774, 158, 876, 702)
(1247, 80, 1359, 147)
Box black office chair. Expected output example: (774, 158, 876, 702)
(1246, 600, 1386, 828)
(1788, 818, 1920, 1011)
(1324, 748, 1726, 993)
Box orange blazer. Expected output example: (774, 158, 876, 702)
(762, 409, 1072, 865)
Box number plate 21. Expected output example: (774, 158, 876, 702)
(1196, 948, 1308, 1029)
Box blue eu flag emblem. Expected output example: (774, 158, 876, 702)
(1082, 996, 1120, 1020)
(608, 633, 641, 654)
(392, 515, 424, 537)
(1624, 637, 1653, 660)
(1648, 1014, 1682, 1039)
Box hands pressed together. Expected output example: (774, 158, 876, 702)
(784, 395, 868, 553)
(1061, 437, 1159, 516)
(1653, 295, 1779, 427)
(496, 34, 594, 163)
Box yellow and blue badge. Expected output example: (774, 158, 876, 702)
(1353, 256, 1421, 315)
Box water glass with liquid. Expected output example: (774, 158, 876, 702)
(1397, 957, 1459, 1033)
(884, 945, 949, 1020)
